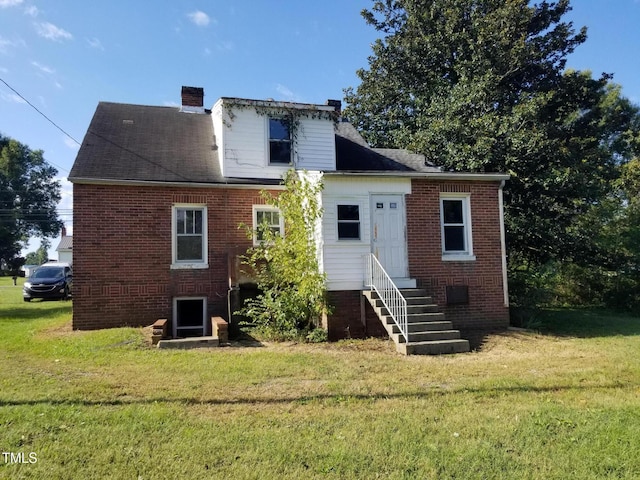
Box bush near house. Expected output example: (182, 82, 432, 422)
(237, 170, 330, 341)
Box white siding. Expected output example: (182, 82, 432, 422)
(296, 118, 336, 171)
(220, 107, 286, 180)
(58, 250, 72, 264)
(213, 101, 336, 179)
(321, 176, 411, 291)
(211, 103, 226, 176)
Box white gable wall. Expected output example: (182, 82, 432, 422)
(322, 175, 411, 291)
(212, 100, 336, 179)
(296, 118, 336, 171)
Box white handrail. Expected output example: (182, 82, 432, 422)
(365, 254, 408, 342)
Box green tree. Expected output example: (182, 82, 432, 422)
(344, 0, 639, 265)
(24, 239, 51, 266)
(0, 134, 62, 267)
(567, 157, 640, 310)
(238, 170, 329, 340)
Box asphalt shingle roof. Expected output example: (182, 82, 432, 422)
(69, 102, 273, 185)
(56, 236, 72, 251)
(334, 122, 441, 173)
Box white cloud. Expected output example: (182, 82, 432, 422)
(1, 91, 25, 103)
(0, 0, 23, 7)
(24, 4, 38, 16)
(275, 84, 303, 102)
(187, 10, 211, 27)
(63, 136, 79, 150)
(86, 37, 104, 50)
(31, 60, 55, 74)
(0, 35, 25, 54)
(35, 22, 73, 42)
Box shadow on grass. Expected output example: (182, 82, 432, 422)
(0, 380, 637, 408)
(535, 308, 640, 338)
(1, 304, 72, 322)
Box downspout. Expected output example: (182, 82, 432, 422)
(498, 180, 509, 307)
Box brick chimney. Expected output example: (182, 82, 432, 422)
(326, 99, 342, 114)
(181, 86, 205, 113)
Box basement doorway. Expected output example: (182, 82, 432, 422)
(173, 297, 207, 338)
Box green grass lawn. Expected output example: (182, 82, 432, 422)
(1, 276, 639, 479)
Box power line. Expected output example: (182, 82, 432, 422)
(0, 76, 79, 173)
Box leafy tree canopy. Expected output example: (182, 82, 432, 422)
(344, 0, 640, 264)
(0, 134, 62, 267)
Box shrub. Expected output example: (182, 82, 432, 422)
(237, 170, 331, 338)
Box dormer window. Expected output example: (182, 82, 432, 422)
(269, 117, 292, 164)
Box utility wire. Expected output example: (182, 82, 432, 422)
(0, 77, 79, 174)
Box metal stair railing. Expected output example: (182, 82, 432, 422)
(365, 253, 408, 342)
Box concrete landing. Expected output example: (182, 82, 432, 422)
(157, 336, 219, 349)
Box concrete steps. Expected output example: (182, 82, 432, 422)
(363, 288, 470, 356)
(157, 336, 219, 349)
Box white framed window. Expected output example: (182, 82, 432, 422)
(268, 117, 292, 165)
(253, 205, 284, 245)
(173, 297, 207, 338)
(337, 204, 361, 240)
(172, 205, 208, 268)
(440, 195, 475, 261)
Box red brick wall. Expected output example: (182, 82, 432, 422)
(74, 179, 508, 340)
(72, 183, 277, 331)
(324, 290, 387, 341)
(406, 179, 509, 334)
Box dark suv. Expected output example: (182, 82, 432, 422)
(23, 263, 73, 302)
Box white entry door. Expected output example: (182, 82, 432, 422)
(371, 194, 408, 278)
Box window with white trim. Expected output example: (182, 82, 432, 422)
(337, 204, 361, 240)
(253, 206, 284, 245)
(268, 117, 292, 164)
(440, 195, 474, 259)
(172, 205, 208, 267)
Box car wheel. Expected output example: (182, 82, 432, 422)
(63, 287, 70, 301)
(24, 298, 31, 302)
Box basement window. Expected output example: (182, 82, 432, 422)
(173, 297, 207, 338)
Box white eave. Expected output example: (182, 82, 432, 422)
(214, 97, 335, 112)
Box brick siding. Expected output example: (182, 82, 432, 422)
(72, 183, 277, 331)
(406, 179, 509, 335)
(74, 178, 508, 342)
(324, 290, 387, 341)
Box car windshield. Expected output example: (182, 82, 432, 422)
(31, 267, 64, 279)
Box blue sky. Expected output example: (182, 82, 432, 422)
(1, 0, 639, 258)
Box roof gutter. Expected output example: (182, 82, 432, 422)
(68, 177, 286, 190)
